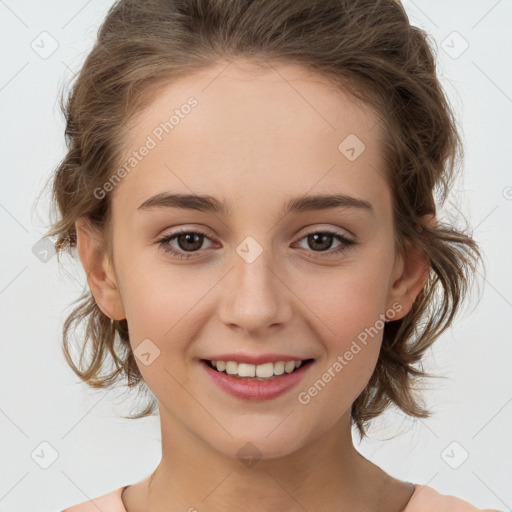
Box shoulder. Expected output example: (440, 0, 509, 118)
(406, 484, 503, 512)
(61, 485, 128, 512)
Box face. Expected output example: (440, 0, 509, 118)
(79, 60, 429, 460)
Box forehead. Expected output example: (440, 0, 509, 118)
(113, 60, 389, 217)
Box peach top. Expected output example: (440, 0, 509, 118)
(61, 483, 502, 511)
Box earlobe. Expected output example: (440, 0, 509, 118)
(75, 217, 126, 321)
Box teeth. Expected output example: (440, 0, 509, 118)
(211, 359, 306, 379)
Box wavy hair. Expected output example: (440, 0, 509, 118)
(41, 0, 483, 438)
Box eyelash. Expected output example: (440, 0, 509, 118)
(156, 229, 356, 260)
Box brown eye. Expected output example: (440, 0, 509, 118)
(174, 232, 204, 251)
(306, 233, 335, 251)
(157, 229, 213, 259)
(295, 230, 355, 258)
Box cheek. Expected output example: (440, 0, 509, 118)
(117, 261, 220, 363)
(296, 275, 386, 424)
(293, 254, 391, 401)
(297, 252, 392, 340)
(117, 266, 201, 400)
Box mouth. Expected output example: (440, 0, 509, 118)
(200, 356, 316, 401)
(200, 358, 315, 382)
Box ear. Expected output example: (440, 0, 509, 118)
(75, 216, 126, 321)
(386, 214, 436, 321)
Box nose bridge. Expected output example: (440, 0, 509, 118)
(218, 234, 291, 332)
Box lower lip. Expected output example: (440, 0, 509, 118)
(200, 360, 314, 401)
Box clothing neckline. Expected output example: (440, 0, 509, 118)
(402, 483, 420, 511)
(119, 481, 419, 511)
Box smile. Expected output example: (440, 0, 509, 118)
(204, 359, 314, 380)
(200, 358, 315, 401)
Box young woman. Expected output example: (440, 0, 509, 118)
(45, 0, 498, 510)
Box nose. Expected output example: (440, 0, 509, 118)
(217, 247, 293, 335)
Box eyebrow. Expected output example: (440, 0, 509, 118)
(137, 192, 374, 216)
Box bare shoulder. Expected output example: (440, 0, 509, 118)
(405, 484, 503, 512)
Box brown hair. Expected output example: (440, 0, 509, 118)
(41, 0, 483, 438)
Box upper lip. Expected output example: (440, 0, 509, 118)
(201, 353, 314, 365)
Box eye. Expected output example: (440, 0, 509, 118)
(294, 230, 356, 258)
(156, 228, 356, 260)
(157, 229, 214, 259)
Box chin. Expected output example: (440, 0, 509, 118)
(206, 425, 312, 463)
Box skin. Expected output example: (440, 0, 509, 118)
(76, 60, 434, 512)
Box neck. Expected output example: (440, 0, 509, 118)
(146, 406, 391, 512)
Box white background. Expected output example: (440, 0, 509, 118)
(0, 0, 511, 510)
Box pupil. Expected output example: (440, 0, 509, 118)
(179, 233, 203, 251)
(309, 233, 332, 251)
